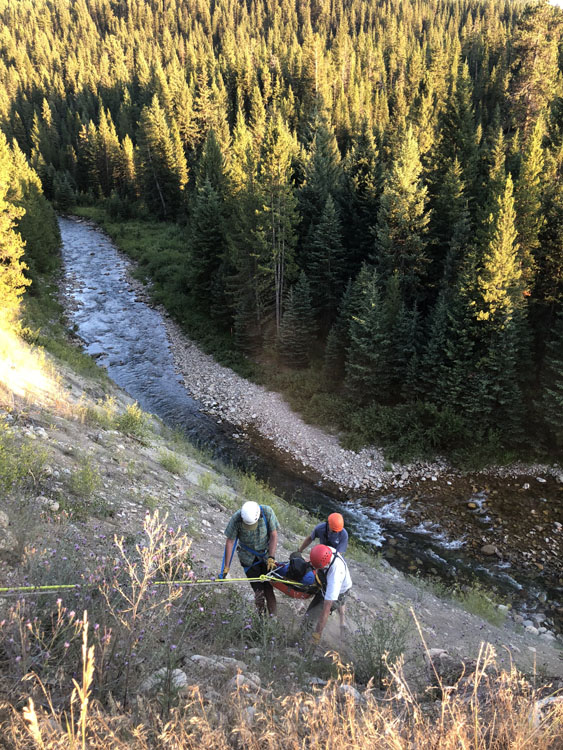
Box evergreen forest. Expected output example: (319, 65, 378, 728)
(2, 0, 563, 461)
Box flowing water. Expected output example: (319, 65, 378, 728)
(59, 217, 562, 626)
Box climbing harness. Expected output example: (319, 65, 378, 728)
(220, 504, 272, 576)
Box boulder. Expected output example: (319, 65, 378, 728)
(227, 672, 261, 693)
(139, 668, 188, 694)
(338, 684, 364, 703)
(480, 544, 498, 555)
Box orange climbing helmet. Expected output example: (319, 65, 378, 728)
(310, 544, 333, 569)
(328, 512, 344, 532)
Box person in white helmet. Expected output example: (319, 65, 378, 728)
(221, 501, 280, 615)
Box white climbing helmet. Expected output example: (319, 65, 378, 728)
(241, 501, 261, 528)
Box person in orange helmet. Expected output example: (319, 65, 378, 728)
(297, 512, 348, 556)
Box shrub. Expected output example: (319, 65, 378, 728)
(197, 471, 213, 491)
(351, 609, 413, 687)
(68, 457, 102, 499)
(115, 402, 150, 439)
(453, 582, 507, 627)
(344, 401, 471, 459)
(0, 424, 48, 493)
(158, 449, 187, 475)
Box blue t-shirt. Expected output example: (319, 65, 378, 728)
(311, 522, 348, 554)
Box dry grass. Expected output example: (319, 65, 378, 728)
(2, 648, 562, 749)
(0, 324, 70, 414)
(0, 515, 561, 749)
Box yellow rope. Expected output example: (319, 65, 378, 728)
(0, 574, 312, 596)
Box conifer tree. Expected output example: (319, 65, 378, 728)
(299, 120, 344, 253)
(344, 121, 381, 272)
(476, 174, 522, 324)
(306, 195, 345, 328)
(322, 280, 355, 389)
(510, 0, 562, 140)
(8, 140, 60, 276)
(279, 272, 315, 368)
(540, 309, 563, 446)
(136, 95, 187, 219)
(259, 115, 298, 335)
(0, 133, 30, 326)
(345, 265, 391, 402)
(515, 117, 544, 291)
(187, 178, 229, 321)
(373, 126, 430, 306)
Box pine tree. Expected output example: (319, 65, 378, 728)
(515, 117, 544, 291)
(373, 126, 430, 306)
(476, 174, 523, 324)
(343, 121, 381, 271)
(279, 272, 315, 368)
(510, 1, 563, 139)
(345, 265, 391, 402)
(299, 120, 344, 253)
(0, 133, 30, 327)
(306, 195, 345, 328)
(540, 309, 563, 446)
(8, 140, 60, 276)
(136, 95, 187, 219)
(322, 280, 355, 389)
(429, 157, 472, 290)
(187, 178, 229, 321)
(259, 115, 298, 336)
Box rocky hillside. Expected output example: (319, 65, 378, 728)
(1, 325, 562, 746)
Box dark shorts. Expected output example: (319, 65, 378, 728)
(306, 586, 351, 614)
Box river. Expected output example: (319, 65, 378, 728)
(58, 216, 562, 630)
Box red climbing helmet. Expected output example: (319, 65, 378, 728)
(310, 544, 333, 569)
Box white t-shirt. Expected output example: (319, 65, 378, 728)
(324, 550, 352, 601)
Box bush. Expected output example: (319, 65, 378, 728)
(0, 424, 48, 493)
(344, 401, 472, 460)
(159, 449, 187, 475)
(115, 402, 150, 439)
(68, 457, 102, 498)
(351, 609, 413, 687)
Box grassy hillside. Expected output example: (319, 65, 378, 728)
(0, 301, 562, 748)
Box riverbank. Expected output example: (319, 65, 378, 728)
(61, 215, 563, 627)
(2, 325, 562, 747)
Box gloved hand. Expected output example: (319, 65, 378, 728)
(266, 556, 277, 572)
(311, 631, 321, 646)
(218, 567, 229, 580)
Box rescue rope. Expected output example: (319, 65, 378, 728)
(0, 573, 311, 597)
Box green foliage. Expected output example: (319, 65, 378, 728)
(115, 403, 150, 440)
(68, 457, 102, 499)
(197, 472, 213, 492)
(351, 610, 413, 687)
(279, 272, 315, 368)
(0, 132, 30, 326)
(158, 450, 187, 476)
(454, 583, 507, 627)
(1, 0, 562, 459)
(0, 424, 48, 493)
(344, 401, 472, 460)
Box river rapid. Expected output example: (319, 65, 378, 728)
(58, 216, 563, 632)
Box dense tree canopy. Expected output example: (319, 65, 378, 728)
(1, 0, 562, 457)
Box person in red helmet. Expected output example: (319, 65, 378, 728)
(297, 512, 348, 556)
(306, 543, 352, 644)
